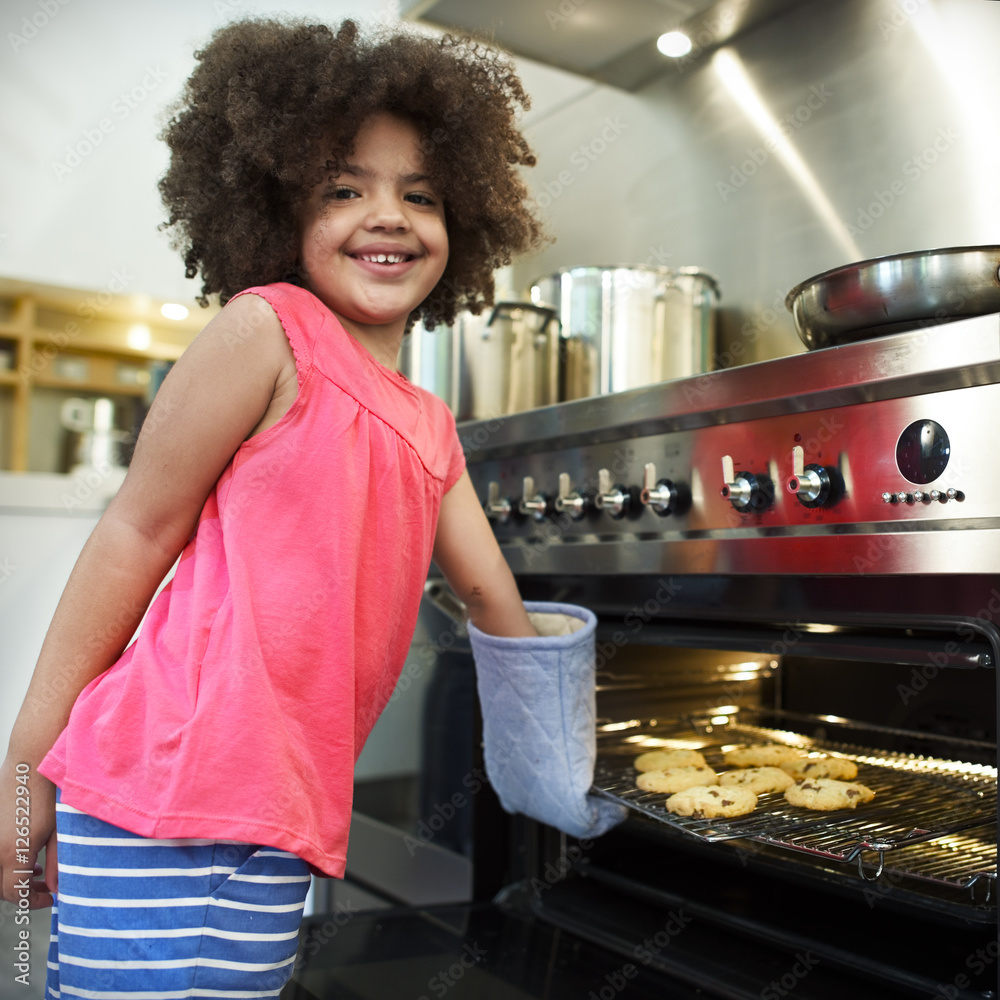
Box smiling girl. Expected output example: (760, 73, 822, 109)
(0, 17, 556, 996)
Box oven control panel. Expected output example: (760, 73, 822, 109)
(463, 382, 999, 575)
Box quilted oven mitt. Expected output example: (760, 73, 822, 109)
(467, 601, 627, 839)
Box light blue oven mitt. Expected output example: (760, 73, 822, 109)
(467, 601, 627, 839)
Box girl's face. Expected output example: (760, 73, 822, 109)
(298, 112, 449, 355)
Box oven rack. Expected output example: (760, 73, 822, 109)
(592, 715, 997, 896)
(866, 824, 997, 902)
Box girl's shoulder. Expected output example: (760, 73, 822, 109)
(226, 282, 325, 369)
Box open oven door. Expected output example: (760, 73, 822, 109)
(285, 578, 998, 1000)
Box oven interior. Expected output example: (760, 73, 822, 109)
(501, 594, 999, 1000)
(291, 587, 998, 1000)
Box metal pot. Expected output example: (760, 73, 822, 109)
(397, 320, 468, 418)
(397, 303, 559, 420)
(60, 397, 131, 472)
(785, 245, 1000, 350)
(476, 303, 559, 417)
(529, 265, 720, 399)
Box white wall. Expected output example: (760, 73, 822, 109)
(6, 0, 997, 340)
(0, 0, 399, 303)
(0, 0, 587, 307)
(0, 474, 105, 752)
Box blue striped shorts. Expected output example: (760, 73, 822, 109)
(46, 788, 312, 998)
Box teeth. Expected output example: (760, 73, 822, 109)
(358, 253, 407, 264)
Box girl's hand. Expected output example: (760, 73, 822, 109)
(0, 754, 57, 909)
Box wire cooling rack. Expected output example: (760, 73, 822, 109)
(591, 712, 996, 896)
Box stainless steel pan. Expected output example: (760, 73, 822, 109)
(785, 245, 1000, 349)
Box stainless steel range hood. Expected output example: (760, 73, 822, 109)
(402, 0, 804, 90)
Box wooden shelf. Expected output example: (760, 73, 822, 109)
(75, 340, 180, 362)
(32, 375, 149, 396)
(0, 278, 212, 472)
(24, 337, 184, 364)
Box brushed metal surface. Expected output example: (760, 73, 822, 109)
(402, 0, 793, 89)
(459, 313, 1000, 459)
(464, 316, 1000, 575)
(508, 0, 1000, 369)
(529, 265, 720, 397)
(786, 246, 1000, 349)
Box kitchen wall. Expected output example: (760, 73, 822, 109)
(0, 475, 108, 762)
(509, 0, 1000, 365)
(0, 0, 588, 309)
(8, 0, 991, 359)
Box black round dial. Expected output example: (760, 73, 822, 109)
(895, 419, 950, 484)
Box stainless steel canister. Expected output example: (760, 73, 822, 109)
(474, 303, 559, 417)
(529, 265, 720, 399)
(397, 303, 559, 420)
(397, 319, 469, 418)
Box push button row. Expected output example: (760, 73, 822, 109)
(881, 488, 964, 504)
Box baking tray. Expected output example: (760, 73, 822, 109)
(592, 712, 996, 894)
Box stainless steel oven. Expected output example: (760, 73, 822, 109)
(289, 313, 999, 1000)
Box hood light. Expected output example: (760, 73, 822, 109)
(656, 31, 692, 58)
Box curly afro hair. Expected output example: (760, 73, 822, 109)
(158, 17, 546, 327)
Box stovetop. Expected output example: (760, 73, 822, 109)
(460, 314, 1000, 576)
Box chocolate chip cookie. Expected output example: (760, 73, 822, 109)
(666, 784, 757, 818)
(784, 777, 876, 811)
(718, 766, 795, 794)
(636, 764, 718, 794)
(634, 749, 708, 772)
(781, 756, 858, 780)
(724, 745, 806, 768)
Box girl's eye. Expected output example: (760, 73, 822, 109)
(319, 185, 357, 203)
(405, 192, 436, 207)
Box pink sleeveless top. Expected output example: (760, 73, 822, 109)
(39, 282, 466, 876)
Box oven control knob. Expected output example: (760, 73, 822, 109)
(640, 462, 678, 516)
(484, 481, 513, 524)
(946, 488, 965, 502)
(895, 492, 914, 504)
(786, 445, 832, 508)
(881, 492, 896, 504)
(518, 476, 550, 522)
(554, 472, 591, 520)
(913, 490, 927, 503)
(720, 455, 773, 512)
(595, 468, 631, 519)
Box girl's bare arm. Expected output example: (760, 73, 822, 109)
(1, 293, 292, 906)
(432, 470, 536, 637)
(7, 292, 293, 758)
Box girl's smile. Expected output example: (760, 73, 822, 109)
(298, 112, 449, 367)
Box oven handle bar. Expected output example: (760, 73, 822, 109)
(594, 621, 993, 669)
